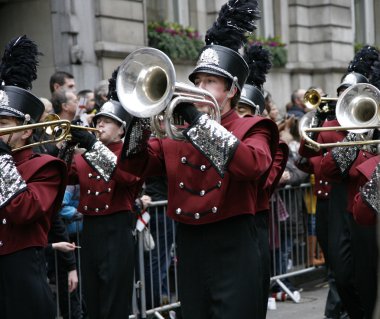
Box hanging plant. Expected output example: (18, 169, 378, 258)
(148, 21, 204, 62)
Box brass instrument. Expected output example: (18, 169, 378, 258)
(0, 114, 100, 152)
(116, 47, 220, 140)
(303, 89, 338, 110)
(44, 114, 100, 135)
(299, 83, 380, 151)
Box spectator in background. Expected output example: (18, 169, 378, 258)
(77, 89, 96, 126)
(50, 71, 76, 94)
(94, 79, 109, 113)
(52, 89, 80, 122)
(40, 97, 53, 121)
(287, 89, 306, 118)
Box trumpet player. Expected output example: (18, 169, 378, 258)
(118, 1, 280, 318)
(0, 36, 68, 319)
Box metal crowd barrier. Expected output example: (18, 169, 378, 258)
(52, 183, 319, 318)
(269, 183, 319, 303)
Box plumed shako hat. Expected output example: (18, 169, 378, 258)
(337, 46, 379, 94)
(189, 0, 260, 92)
(240, 44, 272, 114)
(0, 35, 44, 123)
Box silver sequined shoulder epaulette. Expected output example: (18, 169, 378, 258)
(183, 114, 239, 177)
(84, 141, 117, 182)
(360, 162, 380, 215)
(124, 118, 152, 158)
(0, 154, 27, 208)
(331, 133, 360, 175)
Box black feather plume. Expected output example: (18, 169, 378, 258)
(107, 67, 120, 101)
(0, 35, 41, 89)
(370, 60, 380, 90)
(347, 45, 379, 78)
(244, 45, 272, 89)
(205, 0, 260, 51)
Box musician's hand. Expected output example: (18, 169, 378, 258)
(0, 139, 11, 155)
(70, 124, 97, 150)
(315, 109, 328, 122)
(68, 269, 79, 293)
(174, 103, 202, 125)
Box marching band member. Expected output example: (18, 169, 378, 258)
(68, 69, 146, 318)
(0, 36, 67, 319)
(118, 1, 279, 318)
(313, 46, 380, 319)
(239, 43, 289, 316)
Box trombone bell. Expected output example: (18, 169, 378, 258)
(336, 83, 380, 133)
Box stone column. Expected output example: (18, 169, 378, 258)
(287, 0, 354, 96)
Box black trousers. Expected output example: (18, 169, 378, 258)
(255, 210, 270, 318)
(328, 184, 364, 319)
(177, 214, 263, 319)
(0, 247, 56, 319)
(82, 212, 136, 319)
(350, 217, 378, 319)
(316, 199, 344, 318)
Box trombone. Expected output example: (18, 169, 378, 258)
(0, 114, 100, 152)
(116, 47, 220, 140)
(300, 83, 380, 151)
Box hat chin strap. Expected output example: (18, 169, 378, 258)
(219, 76, 238, 113)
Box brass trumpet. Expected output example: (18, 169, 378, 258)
(303, 89, 338, 110)
(0, 114, 100, 152)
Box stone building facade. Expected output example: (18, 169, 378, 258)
(0, 0, 379, 111)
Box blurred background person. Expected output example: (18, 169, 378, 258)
(50, 71, 76, 94)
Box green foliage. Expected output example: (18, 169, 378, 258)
(148, 21, 204, 62)
(247, 35, 288, 68)
(354, 43, 380, 53)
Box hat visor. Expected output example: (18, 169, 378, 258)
(239, 97, 257, 110)
(0, 109, 24, 119)
(189, 66, 233, 85)
(93, 112, 126, 128)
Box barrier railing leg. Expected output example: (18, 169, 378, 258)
(154, 311, 165, 319)
(138, 231, 147, 319)
(275, 278, 300, 303)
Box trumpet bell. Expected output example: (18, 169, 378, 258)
(116, 47, 176, 118)
(336, 83, 380, 133)
(303, 89, 321, 109)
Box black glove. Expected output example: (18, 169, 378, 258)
(70, 126, 97, 150)
(174, 103, 202, 125)
(0, 140, 11, 155)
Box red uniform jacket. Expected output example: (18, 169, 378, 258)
(69, 141, 142, 216)
(298, 119, 343, 200)
(0, 149, 67, 255)
(255, 140, 288, 212)
(352, 155, 380, 225)
(120, 109, 279, 225)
